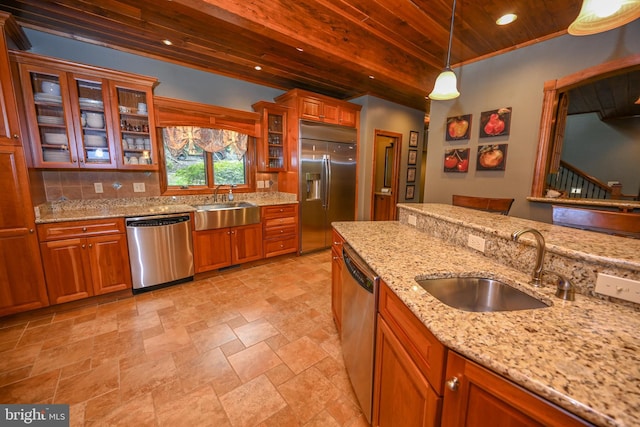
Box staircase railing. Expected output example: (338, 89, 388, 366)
(547, 160, 636, 200)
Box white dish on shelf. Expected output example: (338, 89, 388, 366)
(86, 148, 110, 161)
(34, 93, 62, 103)
(79, 98, 104, 107)
(85, 134, 107, 147)
(43, 133, 68, 145)
(42, 81, 61, 96)
(85, 112, 104, 128)
(42, 149, 69, 162)
(38, 115, 65, 125)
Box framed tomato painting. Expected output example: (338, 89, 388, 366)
(445, 114, 472, 141)
(479, 107, 512, 138)
(444, 148, 470, 173)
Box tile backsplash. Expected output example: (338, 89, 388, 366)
(40, 170, 279, 202)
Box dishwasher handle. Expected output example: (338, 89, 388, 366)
(343, 244, 379, 294)
(126, 214, 190, 227)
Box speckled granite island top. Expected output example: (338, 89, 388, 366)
(333, 217, 640, 427)
(35, 192, 297, 223)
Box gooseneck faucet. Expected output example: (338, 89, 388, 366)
(512, 228, 545, 287)
(213, 184, 224, 202)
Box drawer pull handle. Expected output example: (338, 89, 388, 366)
(446, 377, 460, 391)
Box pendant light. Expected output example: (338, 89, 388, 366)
(429, 0, 460, 100)
(568, 0, 640, 36)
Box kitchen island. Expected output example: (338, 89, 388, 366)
(333, 203, 640, 427)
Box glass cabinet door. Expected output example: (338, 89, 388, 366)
(25, 70, 74, 166)
(112, 85, 155, 168)
(69, 75, 116, 168)
(267, 113, 285, 170)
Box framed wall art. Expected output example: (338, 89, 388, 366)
(479, 107, 512, 138)
(408, 149, 418, 165)
(444, 148, 470, 173)
(406, 167, 416, 182)
(477, 144, 508, 170)
(445, 114, 472, 141)
(405, 185, 415, 200)
(409, 130, 419, 147)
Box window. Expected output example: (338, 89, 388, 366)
(162, 126, 250, 189)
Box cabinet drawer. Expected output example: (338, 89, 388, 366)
(264, 236, 297, 257)
(262, 204, 297, 218)
(37, 218, 125, 241)
(264, 224, 297, 239)
(264, 216, 296, 228)
(378, 281, 447, 394)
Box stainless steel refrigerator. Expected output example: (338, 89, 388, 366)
(299, 120, 357, 253)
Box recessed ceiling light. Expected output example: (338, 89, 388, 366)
(254, 65, 262, 71)
(496, 13, 517, 25)
(162, 39, 173, 46)
(296, 47, 304, 52)
(369, 75, 375, 79)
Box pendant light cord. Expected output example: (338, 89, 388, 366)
(445, 0, 457, 69)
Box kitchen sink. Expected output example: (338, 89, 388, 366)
(415, 277, 549, 312)
(193, 201, 260, 230)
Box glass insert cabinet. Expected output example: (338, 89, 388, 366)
(13, 52, 158, 170)
(252, 101, 288, 172)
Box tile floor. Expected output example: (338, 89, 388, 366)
(0, 250, 368, 426)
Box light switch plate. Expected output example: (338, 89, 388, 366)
(468, 235, 485, 252)
(94, 182, 103, 193)
(133, 183, 146, 192)
(595, 273, 640, 304)
(408, 215, 417, 226)
(257, 180, 265, 189)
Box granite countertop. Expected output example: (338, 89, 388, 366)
(35, 192, 298, 224)
(333, 219, 640, 427)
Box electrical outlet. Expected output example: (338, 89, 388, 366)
(468, 234, 485, 252)
(257, 180, 265, 189)
(408, 215, 417, 226)
(133, 183, 146, 193)
(570, 187, 582, 194)
(607, 181, 620, 187)
(94, 182, 103, 193)
(595, 273, 640, 304)
(263, 180, 270, 188)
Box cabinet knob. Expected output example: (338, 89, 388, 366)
(89, 243, 93, 248)
(13, 134, 19, 140)
(82, 227, 87, 232)
(29, 229, 34, 233)
(446, 377, 460, 391)
(82, 244, 86, 249)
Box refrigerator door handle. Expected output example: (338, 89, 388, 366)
(322, 154, 331, 210)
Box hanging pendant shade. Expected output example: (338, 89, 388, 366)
(429, 68, 460, 100)
(568, 0, 640, 36)
(429, 0, 460, 100)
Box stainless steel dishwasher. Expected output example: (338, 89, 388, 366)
(126, 213, 194, 293)
(341, 243, 380, 424)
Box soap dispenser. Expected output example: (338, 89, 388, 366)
(228, 187, 234, 201)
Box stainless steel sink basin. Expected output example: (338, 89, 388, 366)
(415, 277, 549, 312)
(193, 201, 260, 230)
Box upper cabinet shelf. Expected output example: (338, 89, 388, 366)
(11, 51, 159, 170)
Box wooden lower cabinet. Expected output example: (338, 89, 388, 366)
(37, 218, 131, 305)
(262, 204, 298, 258)
(372, 282, 593, 427)
(442, 351, 593, 427)
(373, 281, 445, 426)
(331, 229, 344, 332)
(193, 223, 262, 272)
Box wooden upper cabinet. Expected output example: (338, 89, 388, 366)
(11, 51, 158, 170)
(0, 13, 29, 146)
(252, 101, 289, 172)
(275, 88, 361, 128)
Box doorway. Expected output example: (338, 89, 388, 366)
(371, 130, 402, 220)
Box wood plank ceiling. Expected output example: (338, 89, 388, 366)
(0, 0, 620, 113)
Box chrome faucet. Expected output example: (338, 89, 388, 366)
(213, 184, 224, 203)
(512, 228, 545, 287)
